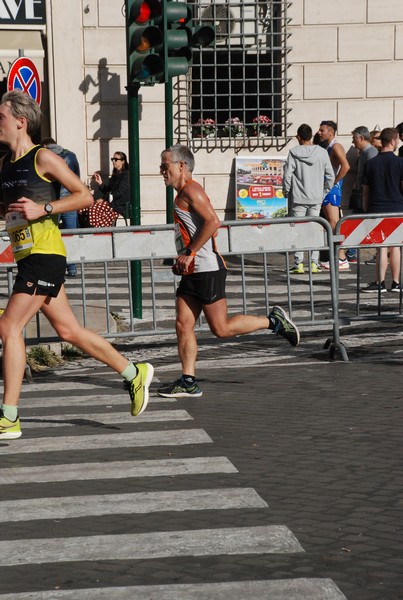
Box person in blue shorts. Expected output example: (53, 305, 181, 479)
(318, 120, 350, 270)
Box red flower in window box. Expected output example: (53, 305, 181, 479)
(252, 115, 272, 136)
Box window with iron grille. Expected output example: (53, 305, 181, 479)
(176, 0, 292, 150)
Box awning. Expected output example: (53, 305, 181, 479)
(0, 30, 44, 79)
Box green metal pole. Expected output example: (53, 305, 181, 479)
(165, 79, 174, 223)
(127, 83, 142, 319)
(126, 1, 142, 318)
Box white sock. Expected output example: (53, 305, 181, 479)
(1, 404, 18, 421)
(120, 362, 138, 381)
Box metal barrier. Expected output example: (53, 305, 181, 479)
(0, 217, 346, 359)
(335, 213, 403, 347)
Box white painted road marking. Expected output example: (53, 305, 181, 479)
(2, 488, 268, 521)
(1, 456, 238, 484)
(21, 409, 192, 427)
(1, 526, 304, 566)
(0, 579, 348, 599)
(0, 429, 212, 454)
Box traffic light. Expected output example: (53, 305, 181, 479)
(126, 0, 164, 85)
(162, 0, 215, 82)
(126, 0, 215, 86)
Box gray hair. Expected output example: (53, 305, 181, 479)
(164, 144, 195, 172)
(352, 126, 370, 141)
(1, 90, 42, 138)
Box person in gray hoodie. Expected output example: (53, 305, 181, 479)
(283, 123, 335, 273)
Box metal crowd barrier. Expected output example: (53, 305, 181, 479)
(335, 211, 403, 326)
(0, 216, 346, 360)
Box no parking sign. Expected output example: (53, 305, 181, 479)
(7, 57, 41, 105)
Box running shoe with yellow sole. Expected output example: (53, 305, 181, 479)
(0, 410, 22, 439)
(124, 362, 154, 416)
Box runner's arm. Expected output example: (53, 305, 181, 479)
(182, 185, 221, 252)
(332, 143, 350, 184)
(0, 156, 5, 217)
(175, 183, 221, 273)
(323, 154, 335, 196)
(8, 148, 93, 221)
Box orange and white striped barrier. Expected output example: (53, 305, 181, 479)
(339, 217, 403, 247)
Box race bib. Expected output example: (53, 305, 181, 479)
(174, 223, 185, 254)
(5, 211, 33, 256)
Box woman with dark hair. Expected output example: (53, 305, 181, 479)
(79, 151, 130, 227)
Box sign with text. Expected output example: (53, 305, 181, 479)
(235, 156, 287, 220)
(0, 0, 45, 25)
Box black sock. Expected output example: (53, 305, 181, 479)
(268, 315, 276, 330)
(182, 374, 195, 387)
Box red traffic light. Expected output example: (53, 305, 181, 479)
(136, 2, 151, 23)
(130, 0, 161, 24)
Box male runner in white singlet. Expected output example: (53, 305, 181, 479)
(157, 144, 300, 398)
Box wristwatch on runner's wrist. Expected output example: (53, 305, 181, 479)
(183, 248, 196, 256)
(44, 203, 54, 215)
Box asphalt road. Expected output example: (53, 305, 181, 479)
(1, 320, 403, 600)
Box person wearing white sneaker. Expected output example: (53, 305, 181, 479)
(362, 127, 403, 293)
(317, 120, 350, 268)
(320, 258, 350, 271)
(283, 123, 334, 275)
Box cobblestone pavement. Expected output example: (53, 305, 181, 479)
(1, 318, 403, 599)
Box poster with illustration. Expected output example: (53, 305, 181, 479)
(235, 156, 287, 220)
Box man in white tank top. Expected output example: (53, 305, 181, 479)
(157, 144, 300, 399)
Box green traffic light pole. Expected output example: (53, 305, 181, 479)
(127, 80, 142, 319)
(165, 79, 174, 224)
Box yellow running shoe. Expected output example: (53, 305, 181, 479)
(124, 362, 154, 416)
(0, 411, 22, 439)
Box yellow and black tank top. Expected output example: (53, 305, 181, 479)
(0, 145, 66, 262)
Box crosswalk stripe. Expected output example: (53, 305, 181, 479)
(19, 381, 118, 392)
(0, 428, 212, 455)
(1, 525, 304, 566)
(0, 579, 348, 599)
(1, 456, 238, 484)
(21, 409, 192, 427)
(3, 488, 268, 521)
(19, 395, 176, 407)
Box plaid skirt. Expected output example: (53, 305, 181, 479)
(78, 200, 119, 227)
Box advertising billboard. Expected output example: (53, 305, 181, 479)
(235, 156, 287, 220)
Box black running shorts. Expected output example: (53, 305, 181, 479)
(13, 254, 66, 297)
(176, 269, 227, 305)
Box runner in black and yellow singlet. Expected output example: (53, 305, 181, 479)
(0, 90, 153, 440)
(1, 144, 65, 262)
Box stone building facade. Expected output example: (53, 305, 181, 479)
(1, 0, 403, 222)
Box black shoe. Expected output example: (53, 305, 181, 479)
(361, 281, 386, 293)
(157, 378, 203, 398)
(268, 306, 300, 347)
(364, 256, 377, 265)
(390, 281, 402, 292)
